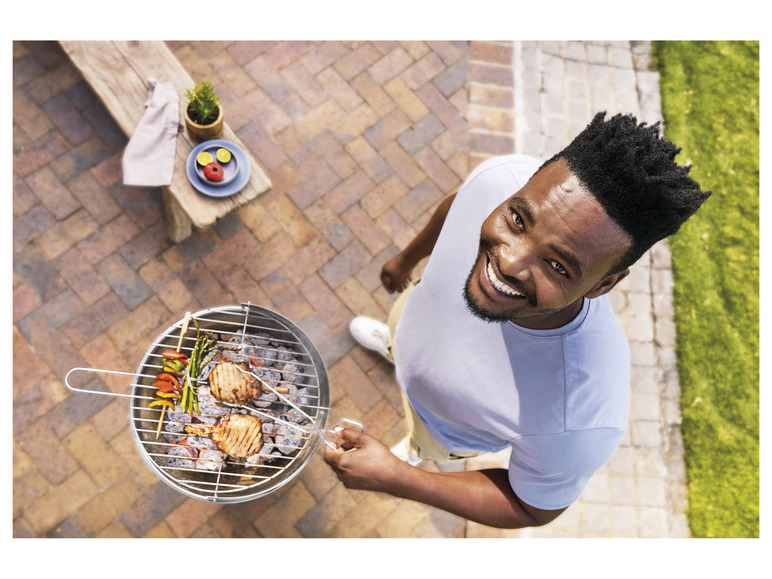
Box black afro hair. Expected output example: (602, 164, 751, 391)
(541, 112, 712, 272)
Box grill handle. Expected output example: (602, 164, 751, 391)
(64, 367, 152, 399)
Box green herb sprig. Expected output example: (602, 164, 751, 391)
(185, 80, 220, 126)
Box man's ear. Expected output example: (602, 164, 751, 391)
(585, 268, 630, 299)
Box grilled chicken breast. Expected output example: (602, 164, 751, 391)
(209, 361, 261, 405)
(211, 414, 264, 458)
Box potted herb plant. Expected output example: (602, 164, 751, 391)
(184, 80, 224, 142)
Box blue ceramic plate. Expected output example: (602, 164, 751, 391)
(186, 140, 251, 198)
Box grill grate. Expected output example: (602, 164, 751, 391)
(132, 303, 331, 502)
(67, 303, 331, 503)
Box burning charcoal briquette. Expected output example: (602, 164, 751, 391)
(221, 349, 242, 362)
(250, 333, 272, 347)
(200, 402, 229, 417)
(257, 347, 278, 364)
(196, 449, 225, 470)
(162, 420, 187, 443)
(167, 445, 197, 469)
(276, 346, 297, 363)
(275, 424, 303, 455)
(187, 435, 218, 450)
(253, 390, 279, 408)
(260, 436, 276, 455)
(198, 361, 217, 381)
(245, 436, 279, 466)
(254, 368, 282, 389)
(168, 409, 191, 424)
(285, 407, 311, 425)
(294, 387, 311, 406)
(280, 362, 306, 384)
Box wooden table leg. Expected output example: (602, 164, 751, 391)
(162, 188, 193, 242)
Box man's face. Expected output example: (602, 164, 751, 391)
(463, 159, 631, 329)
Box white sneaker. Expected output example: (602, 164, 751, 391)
(390, 435, 422, 466)
(349, 316, 393, 362)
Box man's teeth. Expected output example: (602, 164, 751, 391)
(487, 261, 523, 297)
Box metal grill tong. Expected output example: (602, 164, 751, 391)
(64, 369, 359, 449)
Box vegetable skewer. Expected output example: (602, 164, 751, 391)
(156, 312, 191, 439)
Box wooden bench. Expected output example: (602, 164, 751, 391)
(59, 41, 272, 242)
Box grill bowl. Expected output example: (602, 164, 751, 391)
(130, 304, 330, 503)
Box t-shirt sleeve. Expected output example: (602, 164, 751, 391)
(454, 155, 543, 202)
(508, 428, 626, 511)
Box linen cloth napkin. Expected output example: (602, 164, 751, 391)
(122, 77, 179, 186)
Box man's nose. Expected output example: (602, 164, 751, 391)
(498, 240, 534, 280)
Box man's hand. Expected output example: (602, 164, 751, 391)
(378, 193, 458, 294)
(380, 254, 414, 293)
(322, 427, 566, 529)
(323, 427, 408, 492)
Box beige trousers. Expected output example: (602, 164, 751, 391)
(387, 280, 482, 462)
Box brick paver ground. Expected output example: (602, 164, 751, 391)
(12, 40, 687, 538)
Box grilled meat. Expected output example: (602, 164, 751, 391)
(209, 361, 262, 405)
(210, 414, 264, 458)
(184, 424, 213, 436)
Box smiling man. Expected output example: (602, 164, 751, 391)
(324, 113, 711, 529)
(463, 159, 631, 329)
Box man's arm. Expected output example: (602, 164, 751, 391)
(324, 427, 565, 529)
(381, 193, 457, 293)
(393, 463, 565, 528)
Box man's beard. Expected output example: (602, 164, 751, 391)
(462, 263, 518, 324)
(462, 242, 542, 324)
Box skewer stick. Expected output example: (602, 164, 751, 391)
(155, 405, 167, 440)
(177, 311, 192, 352)
(156, 312, 192, 439)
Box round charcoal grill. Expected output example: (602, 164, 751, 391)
(66, 303, 333, 503)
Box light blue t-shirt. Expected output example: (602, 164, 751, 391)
(393, 155, 630, 510)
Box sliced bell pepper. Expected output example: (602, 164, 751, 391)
(164, 359, 186, 372)
(155, 391, 181, 400)
(149, 399, 176, 410)
(153, 380, 178, 393)
(162, 349, 188, 361)
(163, 361, 185, 376)
(155, 373, 180, 389)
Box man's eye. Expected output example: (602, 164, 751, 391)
(551, 261, 568, 276)
(512, 213, 524, 227)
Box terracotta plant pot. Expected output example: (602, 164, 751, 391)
(184, 103, 224, 142)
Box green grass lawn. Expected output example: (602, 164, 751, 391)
(653, 40, 759, 538)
